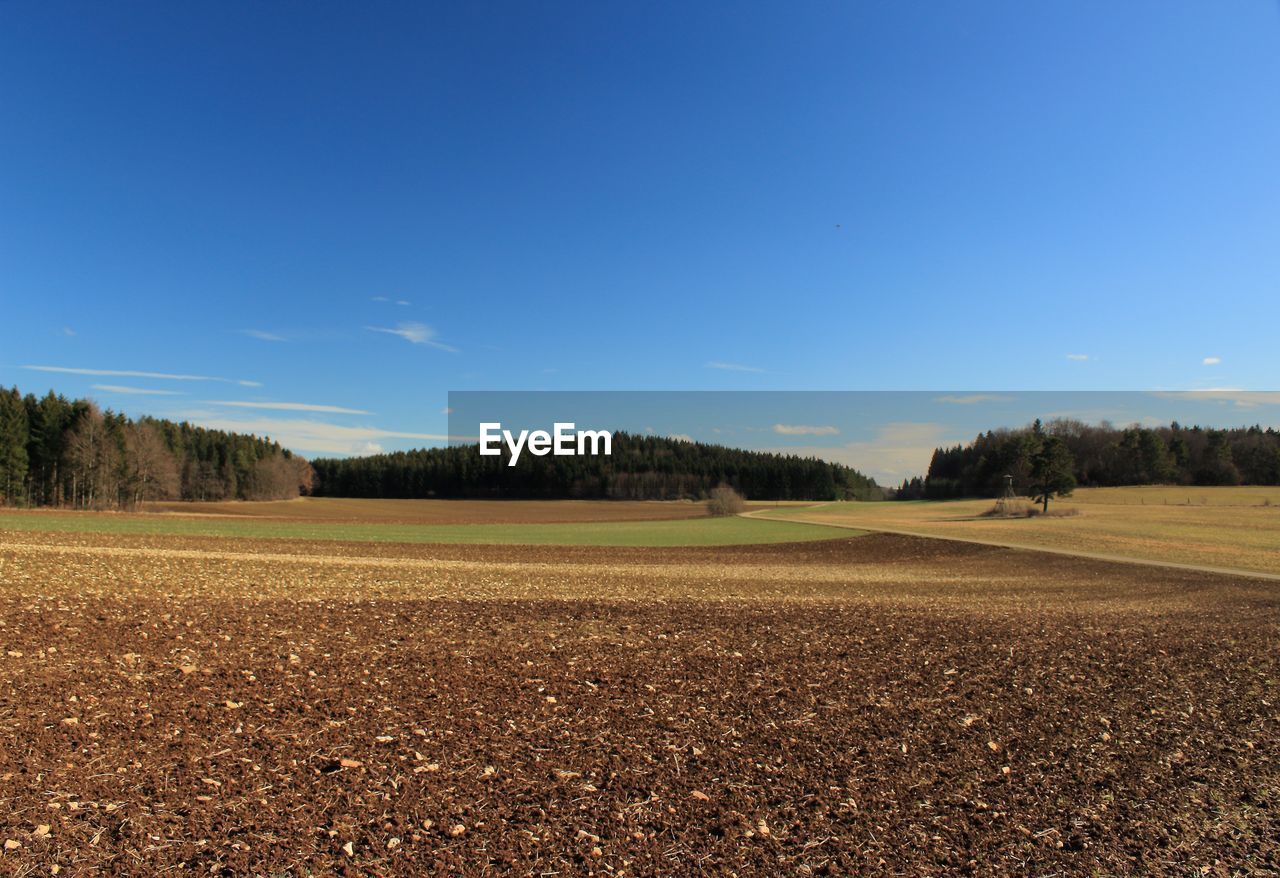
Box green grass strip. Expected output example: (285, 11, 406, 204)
(0, 512, 857, 547)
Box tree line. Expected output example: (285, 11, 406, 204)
(896, 419, 1280, 500)
(0, 386, 313, 508)
(310, 432, 883, 501)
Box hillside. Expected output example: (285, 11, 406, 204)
(311, 432, 882, 501)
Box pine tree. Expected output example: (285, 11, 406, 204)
(0, 387, 30, 504)
(1028, 435, 1076, 513)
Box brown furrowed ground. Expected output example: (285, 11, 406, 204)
(1, 532, 1278, 876)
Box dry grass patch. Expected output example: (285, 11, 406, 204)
(768, 487, 1280, 575)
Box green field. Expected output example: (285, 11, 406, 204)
(0, 511, 850, 547)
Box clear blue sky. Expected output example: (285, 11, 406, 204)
(2, 2, 1277, 460)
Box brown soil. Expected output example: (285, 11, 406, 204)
(1, 534, 1277, 875)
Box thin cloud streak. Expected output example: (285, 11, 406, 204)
(23, 364, 262, 386)
(773, 424, 838, 436)
(1149, 390, 1280, 410)
(365, 322, 458, 352)
(205, 400, 372, 415)
(706, 361, 764, 373)
(935, 394, 1014, 405)
(241, 329, 287, 342)
(92, 384, 184, 396)
(174, 412, 456, 456)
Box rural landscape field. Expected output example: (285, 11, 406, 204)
(4, 1, 1278, 875)
(758, 486, 1280, 577)
(2, 494, 1277, 875)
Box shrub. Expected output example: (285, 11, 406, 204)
(984, 498, 1034, 518)
(707, 483, 746, 517)
(1028, 506, 1080, 518)
(984, 497, 1080, 518)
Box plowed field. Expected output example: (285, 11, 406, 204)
(1, 530, 1277, 875)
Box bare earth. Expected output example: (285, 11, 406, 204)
(1, 529, 1277, 875)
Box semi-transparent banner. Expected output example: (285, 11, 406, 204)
(447, 391, 1280, 485)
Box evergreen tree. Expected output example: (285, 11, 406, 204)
(916, 419, 1280, 499)
(0, 387, 29, 504)
(1028, 435, 1076, 513)
(0, 384, 313, 508)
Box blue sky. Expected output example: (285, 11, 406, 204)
(2, 2, 1278, 465)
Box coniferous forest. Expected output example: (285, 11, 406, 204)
(0, 386, 881, 506)
(309, 432, 884, 501)
(897, 419, 1280, 500)
(9, 385, 1276, 508)
(0, 386, 312, 508)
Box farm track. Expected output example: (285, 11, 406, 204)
(1, 531, 1278, 875)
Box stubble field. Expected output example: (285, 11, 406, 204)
(764, 486, 1280, 576)
(0, 511, 1278, 876)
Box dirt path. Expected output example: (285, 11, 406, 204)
(742, 510, 1280, 582)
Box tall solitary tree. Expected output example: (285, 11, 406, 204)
(1028, 434, 1076, 513)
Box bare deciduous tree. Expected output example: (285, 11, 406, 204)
(124, 422, 180, 506)
(64, 404, 119, 509)
(244, 455, 310, 501)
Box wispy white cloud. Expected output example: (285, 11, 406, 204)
(396, 300, 411, 306)
(1149, 390, 1280, 410)
(23, 365, 261, 387)
(204, 400, 372, 415)
(768, 422, 956, 483)
(668, 433, 695, 443)
(772, 423, 838, 436)
(935, 394, 1014, 405)
(1066, 353, 1089, 361)
(173, 412, 456, 456)
(92, 384, 183, 396)
(365, 322, 458, 352)
(241, 329, 287, 342)
(62, 327, 76, 337)
(371, 296, 390, 302)
(706, 361, 764, 373)
(1202, 356, 1222, 365)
